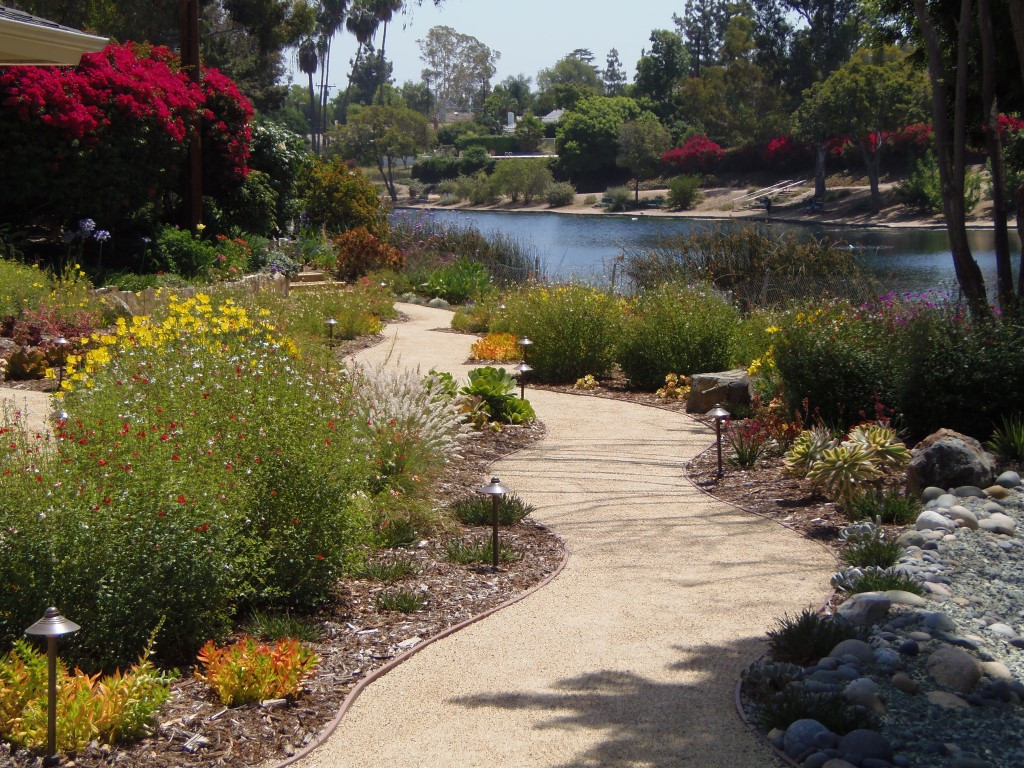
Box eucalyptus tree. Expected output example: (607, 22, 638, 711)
(418, 25, 500, 111)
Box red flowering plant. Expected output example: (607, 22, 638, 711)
(0, 42, 251, 245)
(762, 136, 814, 173)
(660, 135, 724, 174)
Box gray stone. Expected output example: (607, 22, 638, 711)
(784, 719, 831, 760)
(986, 622, 1016, 638)
(830, 639, 875, 665)
(949, 758, 994, 768)
(802, 752, 832, 768)
(684, 369, 752, 414)
(947, 505, 979, 529)
(838, 729, 893, 764)
(916, 510, 956, 532)
(822, 761, 858, 768)
(954, 485, 985, 498)
(979, 513, 1016, 535)
(923, 612, 957, 632)
(926, 690, 970, 708)
(981, 660, 1012, 680)
(844, 678, 886, 714)
(996, 470, 1021, 488)
(874, 648, 901, 669)
(926, 643, 981, 693)
(897, 530, 926, 547)
(891, 671, 918, 693)
(985, 485, 1010, 500)
(982, 501, 1006, 515)
(836, 593, 891, 627)
(907, 429, 996, 493)
(898, 639, 920, 656)
(922, 486, 946, 501)
(884, 589, 927, 607)
(923, 581, 952, 598)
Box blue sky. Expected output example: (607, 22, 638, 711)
(288, 0, 685, 93)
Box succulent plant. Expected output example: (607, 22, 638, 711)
(783, 425, 836, 477)
(806, 443, 883, 501)
(844, 423, 910, 472)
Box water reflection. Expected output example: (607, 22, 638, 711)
(394, 208, 1021, 294)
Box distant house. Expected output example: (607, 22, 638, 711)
(0, 5, 107, 65)
(541, 109, 564, 125)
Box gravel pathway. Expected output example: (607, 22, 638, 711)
(295, 303, 833, 768)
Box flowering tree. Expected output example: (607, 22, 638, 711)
(0, 42, 252, 244)
(660, 135, 724, 174)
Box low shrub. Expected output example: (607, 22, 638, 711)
(661, 135, 723, 173)
(460, 366, 536, 424)
(604, 186, 633, 212)
(451, 299, 500, 333)
(450, 493, 535, 526)
(195, 637, 317, 706)
(617, 283, 737, 390)
(423, 258, 493, 304)
(832, 567, 923, 595)
(375, 589, 426, 613)
(754, 685, 878, 735)
(302, 159, 389, 239)
(546, 181, 576, 207)
(846, 488, 917, 525)
(444, 537, 522, 565)
(333, 226, 405, 281)
(152, 225, 218, 278)
(766, 609, 861, 666)
(726, 419, 770, 467)
(412, 154, 460, 184)
(470, 332, 521, 363)
(356, 554, 422, 582)
(242, 611, 321, 643)
(840, 526, 903, 568)
(987, 414, 1024, 464)
(499, 284, 623, 383)
(666, 174, 703, 209)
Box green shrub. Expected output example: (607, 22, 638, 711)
(605, 185, 633, 212)
(988, 414, 1024, 463)
(837, 568, 923, 595)
(444, 537, 522, 565)
(0, 259, 48, 320)
(896, 150, 982, 215)
(754, 685, 878, 735)
(498, 284, 623, 383)
(356, 554, 422, 582)
(840, 528, 903, 568)
(766, 609, 861, 666)
(302, 158, 388, 238)
(491, 159, 553, 203)
(618, 283, 737, 390)
(846, 488, 917, 524)
(466, 171, 499, 205)
(461, 366, 536, 424)
(455, 134, 518, 155)
(546, 181, 577, 207)
(450, 493, 536, 526)
(152, 225, 218, 278)
(242, 610, 321, 643)
(773, 301, 899, 429)
(412, 154, 460, 183)
(375, 589, 426, 613)
(423, 258, 493, 304)
(666, 174, 703, 209)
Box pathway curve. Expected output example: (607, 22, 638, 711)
(301, 304, 832, 767)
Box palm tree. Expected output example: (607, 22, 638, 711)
(337, 0, 380, 120)
(297, 37, 320, 152)
(316, 0, 349, 151)
(372, 0, 403, 104)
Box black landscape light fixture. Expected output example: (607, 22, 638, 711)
(708, 403, 730, 478)
(517, 336, 533, 363)
(325, 317, 337, 342)
(477, 476, 510, 571)
(512, 362, 533, 399)
(25, 607, 80, 766)
(54, 336, 69, 387)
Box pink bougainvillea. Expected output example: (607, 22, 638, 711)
(660, 135, 724, 174)
(0, 42, 252, 231)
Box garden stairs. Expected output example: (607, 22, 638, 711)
(291, 303, 833, 768)
(286, 269, 343, 292)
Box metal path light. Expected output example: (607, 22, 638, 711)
(478, 476, 510, 571)
(517, 336, 533, 362)
(54, 336, 69, 387)
(708, 404, 730, 478)
(25, 607, 80, 766)
(325, 317, 337, 342)
(512, 362, 533, 400)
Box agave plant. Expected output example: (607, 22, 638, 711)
(783, 425, 837, 477)
(806, 444, 883, 502)
(844, 423, 910, 472)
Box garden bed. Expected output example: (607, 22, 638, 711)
(0, 422, 562, 768)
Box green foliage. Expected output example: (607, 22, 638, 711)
(455, 134, 519, 155)
(246, 118, 313, 234)
(461, 366, 536, 424)
(375, 589, 426, 613)
(546, 181, 577, 207)
(753, 684, 878, 735)
(896, 150, 982, 215)
(302, 158, 388, 239)
(444, 537, 522, 565)
(623, 228, 871, 307)
(766, 609, 861, 666)
(987, 414, 1024, 464)
(726, 419, 770, 467)
(806, 444, 883, 502)
(242, 611, 321, 643)
(555, 95, 642, 180)
(840, 527, 903, 568)
(152, 226, 218, 278)
(450, 297, 505, 333)
(0, 260, 49, 321)
(412, 154, 461, 184)
(450, 493, 536, 526)
(458, 145, 496, 176)
(666, 174, 703, 209)
(784, 426, 838, 478)
(498, 284, 623, 383)
(491, 159, 555, 204)
(837, 568, 924, 595)
(356, 554, 422, 583)
(604, 186, 634, 212)
(423, 259, 493, 304)
(846, 488, 917, 525)
(618, 283, 737, 390)
(219, 169, 277, 236)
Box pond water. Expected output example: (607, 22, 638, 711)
(394, 208, 1021, 295)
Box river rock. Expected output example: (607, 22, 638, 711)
(844, 677, 886, 714)
(984, 485, 1009, 499)
(926, 690, 970, 708)
(830, 639, 875, 665)
(978, 513, 1016, 535)
(948, 505, 979, 529)
(907, 429, 996, 493)
(838, 729, 893, 765)
(996, 470, 1021, 488)
(891, 671, 918, 693)
(783, 719, 831, 760)
(926, 644, 981, 693)
(916, 510, 956, 532)
(884, 589, 928, 607)
(836, 593, 891, 627)
(684, 369, 752, 414)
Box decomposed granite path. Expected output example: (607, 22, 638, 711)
(297, 303, 833, 768)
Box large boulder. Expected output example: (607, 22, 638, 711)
(906, 429, 996, 493)
(685, 369, 753, 414)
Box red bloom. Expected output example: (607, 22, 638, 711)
(177, 494, 187, 504)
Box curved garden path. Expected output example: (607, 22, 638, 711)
(300, 303, 832, 768)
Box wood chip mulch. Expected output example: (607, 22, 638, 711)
(0, 422, 561, 768)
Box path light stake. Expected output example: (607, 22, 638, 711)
(478, 476, 510, 571)
(325, 317, 337, 343)
(708, 404, 730, 478)
(25, 607, 80, 766)
(517, 336, 533, 364)
(512, 362, 533, 399)
(54, 336, 69, 387)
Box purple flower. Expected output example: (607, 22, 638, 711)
(94, 229, 111, 242)
(78, 218, 96, 234)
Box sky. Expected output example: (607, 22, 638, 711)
(286, 0, 685, 94)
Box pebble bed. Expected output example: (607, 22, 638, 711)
(751, 471, 1024, 768)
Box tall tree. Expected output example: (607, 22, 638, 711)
(418, 25, 499, 111)
(617, 112, 672, 202)
(335, 105, 432, 201)
(602, 48, 627, 96)
(536, 54, 603, 111)
(297, 37, 320, 150)
(370, 0, 403, 103)
(554, 95, 642, 180)
(673, 0, 727, 77)
(633, 29, 689, 103)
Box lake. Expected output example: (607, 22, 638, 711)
(394, 208, 1021, 295)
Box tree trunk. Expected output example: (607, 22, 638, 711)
(860, 139, 881, 214)
(814, 141, 826, 201)
(306, 70, 318, 154)
(979, 0, 1015, 311)
(377, 20, 389, 105)
(913, 0, 989, 313)
(1005, 0, 1024, 298)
